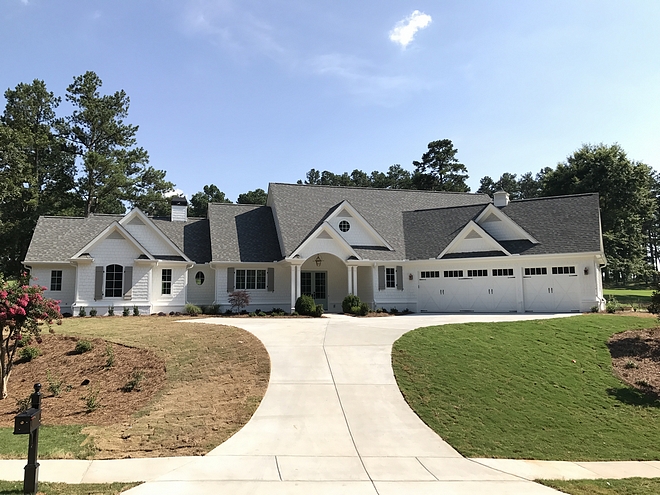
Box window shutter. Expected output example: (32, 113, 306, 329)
(378, 266, 385, 291)
(227, 268, 235, 292)
(396, 266, 404, 291)
(123, 266, 133, 300)
(267, 267, 275, 292)
(94, 266, 104, 300)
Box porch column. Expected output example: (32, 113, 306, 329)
(352, 266, 358, 295)
(290, 265, 296, 311)
(347, 265, 353, 294)
(296, 265, 301, 300)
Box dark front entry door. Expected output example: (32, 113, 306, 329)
(301, 271, 328, 310)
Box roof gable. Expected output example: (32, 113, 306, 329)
(290, 223, 361, 261)
(320, 200, 393, 250)
(72, 222, 153, 261)
(119, 209, 190, 261)
(438, 221, 510, 259)
(475, 204, 538, 243)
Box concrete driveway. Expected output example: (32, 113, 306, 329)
(126, 313, 572, 494)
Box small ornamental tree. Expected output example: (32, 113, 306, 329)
(228, 290, 250, 313)
(1, 273, 61, 399)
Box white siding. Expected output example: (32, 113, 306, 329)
(152, 265, 187, 313)
(187, 265, 216, 306)
(216, 264, 291, 312)
(297, 235, 353, 261)
(373, 265, 417, 312)
(124, 223, 179, 256)
(328, 213, 384, 247)
(30, 264, 76, 314)
(356, 266, 374, 308)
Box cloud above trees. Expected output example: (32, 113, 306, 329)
(389, 10, 432, 48)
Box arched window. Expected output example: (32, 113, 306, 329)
(195, 271, 205, 285)
(105, 264, 123, 298)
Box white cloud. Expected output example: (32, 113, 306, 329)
(389, 10, 432, 48)
(164, 189, 185, 198)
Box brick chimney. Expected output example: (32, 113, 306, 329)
(171, 196, 188, 222)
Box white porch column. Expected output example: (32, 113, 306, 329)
(347, 265, 353, 294)
(296, 265, 301, 300)
(352, 266, 358, 295)
(290, 265, 296, 311)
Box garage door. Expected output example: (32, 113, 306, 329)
(523, 266, 580, 312)
(418, 269, 518, 313)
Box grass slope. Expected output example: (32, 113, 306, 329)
(0, 426, 93, 459)
(540, 478, 660, 495)
(603, 289, 653, 307)
(392, 315, 660, 460)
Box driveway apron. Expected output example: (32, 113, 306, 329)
(126, 314, 573, 494)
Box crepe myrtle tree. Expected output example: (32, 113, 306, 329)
(0, 272, 61, 399)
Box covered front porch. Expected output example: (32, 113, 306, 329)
(288, 253, 374, 313)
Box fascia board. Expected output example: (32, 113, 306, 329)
(289, 223, 361, 260)
(123, 208, 193, 263)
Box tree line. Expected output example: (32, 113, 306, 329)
(1, 74, 658, 283)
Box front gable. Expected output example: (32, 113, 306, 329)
(290, 223, 361, 261)
(439, 221, 510, 258)
(119, 209, 190, 261)
(71, 222, 153, 262)
(325, 201, 393, 250)
(475, 204, 538, 243)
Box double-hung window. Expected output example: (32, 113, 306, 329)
(385, 267, 396, 288)
(236, 269, 266, 290)
(162, 269, 172, 295)
(50, 270, 62, 291)
(105, 264, 123, 297)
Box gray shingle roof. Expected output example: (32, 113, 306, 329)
(267, 183, 492, 260)
(207, 203, 282, 262)
(499, 193, 602, 255)
(25, 214, 211, 263)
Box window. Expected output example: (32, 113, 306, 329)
(467, 269, 488, 277)
(385, 267, 396, 288)
(236, 269, 267, 290)
(492, 268, 514, 277)
(105, 264, 123, 297)
(420, 271, 440, 279)
(444, 270, 464, 278)
(339, 220, 350, 232)
(552, 266, 576, 275)
(524, 267, 547, 276)
(195, 271, 205, 285)
(50, 270, 62, 291)
(162, 269, 172, 295)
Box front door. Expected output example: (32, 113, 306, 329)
(301, 271, 328, 310)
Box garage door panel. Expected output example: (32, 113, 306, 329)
(419, 273, 517, 313)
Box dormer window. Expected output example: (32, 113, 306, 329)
(339, 220, 350, 232)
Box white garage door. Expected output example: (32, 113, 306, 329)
(418, 269, 517, 313)
(523, 266, 580, 312)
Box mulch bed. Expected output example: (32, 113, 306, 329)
(608, 327, 660, 397)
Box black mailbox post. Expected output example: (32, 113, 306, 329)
(13, 383, 42, 495)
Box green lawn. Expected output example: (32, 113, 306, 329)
(540, 478, 660, 495)
(0, 481, 138, 494)
(0, 425, 94, 459)
(603, 289, 653, 307)
(392, 315, 660, 461)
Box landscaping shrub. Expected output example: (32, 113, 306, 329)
(75, 339, 93, 354)
(121, 370, 145, 392)
(78, 307, 86, 317)
(83, 387, 101, 412)
(19, 346, 40, 361)
(107, 305, 115, 316)
(606, 297, 620, 313)
(89, 307, 97, 317)
(357, 302, 369, 316)
(133, 306, 140, 316)
(648, 286, 660, 313)
(342, 294, 361, 314)
(228, 290, 250, 313)
(105, 343, 115, 368)
(295, 294, 316, 316)
(202, 304, 220, 315)
(271, 308, 286, 316)
(185, 303, 202, 316)
(46, 369, 64, 396)
(314, 304, 324, 317)
(122, 307, 130, 317)
(15, 395, 31, 413)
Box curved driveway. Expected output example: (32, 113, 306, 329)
(126, 313, 570, 494)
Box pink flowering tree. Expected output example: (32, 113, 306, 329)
(1, 272, 61, 399)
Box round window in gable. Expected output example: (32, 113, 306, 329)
(195, 271, 205, 285)
(339, 220, 350, 232)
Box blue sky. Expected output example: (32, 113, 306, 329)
(2, 0, 659, 201)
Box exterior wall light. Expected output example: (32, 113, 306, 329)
(584, 267, 589, 275)
(315, 255, 323, 267)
